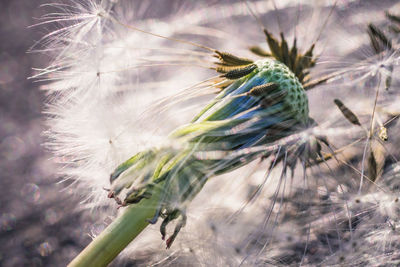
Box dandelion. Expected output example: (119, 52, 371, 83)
(34, 0, 400, 266)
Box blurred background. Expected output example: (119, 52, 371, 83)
(0, 1, 100, 266)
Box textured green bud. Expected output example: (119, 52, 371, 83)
(254, 59, 309, 124)
(109, 57, 310, 247)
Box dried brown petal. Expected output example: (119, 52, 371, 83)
(247, 82, 280, 97)
(214, 51, 254, 66)
(222, 64, 257, 80)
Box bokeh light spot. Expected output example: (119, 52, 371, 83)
(38, 242, 52, 257)
(44, 209, 59, 225)
(0, 213, 16, 231)
(21, 183, 40, 203)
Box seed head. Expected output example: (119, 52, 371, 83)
(108, 56, 311, 247)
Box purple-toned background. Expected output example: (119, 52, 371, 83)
(0, 1, 98, 266)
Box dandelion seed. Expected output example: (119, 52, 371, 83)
(334, 98, 362, 126)
(379, 126, 388, 141)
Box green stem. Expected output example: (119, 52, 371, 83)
(68, 187, 162, 267)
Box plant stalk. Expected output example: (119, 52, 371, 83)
(68, 186, 162, 267)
